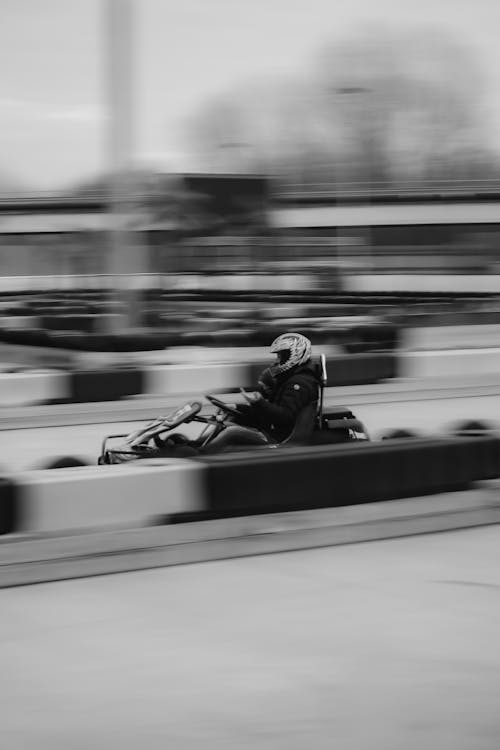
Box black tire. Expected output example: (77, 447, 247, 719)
(40, 456, 90, 470)
(449, 419, 495, 436)
(380, 428, 419, 441)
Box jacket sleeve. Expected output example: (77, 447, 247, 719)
(232, 402, 260, 429)
(257, 367, 277, 397)
(251, 375, 317, 433)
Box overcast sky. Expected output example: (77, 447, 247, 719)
(1, 0, 500, 190)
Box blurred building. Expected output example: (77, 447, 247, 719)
(1, 175, 500, 293)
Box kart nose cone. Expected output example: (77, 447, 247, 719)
(107, 444, 141, 464)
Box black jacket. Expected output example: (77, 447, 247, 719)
(236, 361, 320, 442)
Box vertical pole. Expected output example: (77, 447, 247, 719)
(105, 0, 142, 332)
(364, 104, 373, 274)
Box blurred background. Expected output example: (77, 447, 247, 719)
(2, 0, 500, 349)
(4, 6, 500, 750)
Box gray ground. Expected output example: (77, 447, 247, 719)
(2, 525, 500, 750)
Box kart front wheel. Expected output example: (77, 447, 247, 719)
(40, 456, 90, 470)
(380, 428, 419, 440)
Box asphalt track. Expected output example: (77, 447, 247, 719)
(2, 383, 500, 471)
(2, 525, 500, 750)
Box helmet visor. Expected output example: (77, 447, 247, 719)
(276, 349, 290, 366)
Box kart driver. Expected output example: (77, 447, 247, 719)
(204, 332, 320, 453)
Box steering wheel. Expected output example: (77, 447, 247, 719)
(206, 394, 242, 418)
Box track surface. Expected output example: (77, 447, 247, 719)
(2, 526, 500, 750)
(2, 387, 500, 471)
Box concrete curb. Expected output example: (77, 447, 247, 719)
(1, 482, 499, 587)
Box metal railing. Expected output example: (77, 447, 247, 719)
(272, 177, 500, 200)
(3, 177, 500, 210)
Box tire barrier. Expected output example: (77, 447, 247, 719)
(5, 330, 500, 404)
(0, 328, 169, 351)
(447, 420, 496, 437)
(327, 353, 397, 386)
(5, 290, 500, 355)
(68, 368, 144, 403)
(196, 436, 500, 519)
(247, 353, 396, 388)
(0, 323, 399, 353)
(0, 356, 397, 406)
(1, 436, 499, 537)
(6, 346, 500, 406)
(11, 461, 205, 534)
(0, 477, 17, 535)
(340, 323, 400, 354)
(41, 315, 99, 333)
(2, 289, 499, 302)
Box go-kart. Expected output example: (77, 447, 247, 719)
(98, 355, 370, 465)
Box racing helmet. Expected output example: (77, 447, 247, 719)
(270, 332, 312, 374)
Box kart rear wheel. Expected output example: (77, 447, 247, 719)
(40, 456, 90, 470)
(448, 419, 495, 436)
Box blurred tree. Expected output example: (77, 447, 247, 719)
(69, 169, 213, 234)
(317, 26, 497, 186)
(184, 26, 500, 190)
(70, 168, 268, 237)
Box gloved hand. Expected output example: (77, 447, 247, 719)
(241, 390, 263, 405)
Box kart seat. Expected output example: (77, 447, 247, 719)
(323, 406, 355, 420)
(280, 400, 319, 445)
(322, 416, 366, 432)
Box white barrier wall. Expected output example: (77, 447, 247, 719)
(399, 349, 500, 379)
(4, 348, 500, 405)
(144, 363, 247, 396)
(0, 316, 39, 330)
(16, 460, 205, 533)
(404, 325, 500, 351)
(344, 275, 500, 293)
(0, 372, 69, 406)
(0, 274, 317, 293)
